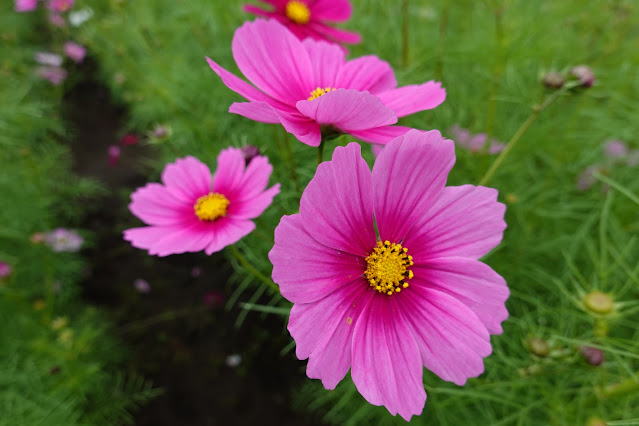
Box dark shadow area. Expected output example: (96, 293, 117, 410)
(61, 60, 318, 426)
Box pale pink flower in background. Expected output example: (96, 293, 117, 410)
(35, 52, 63, 67)
(124, 150, 280, 256)
(244, 0, 360, 45)
(449, 124, 505, 154)
(240, 145, 261, 164)
(48, 12, 66, 27)
(134, 278, 151, 293)
(603, 140, 628, 160)
(206, 19, 446, 147)
(37, 66, 68, 85)
(15, 0, 38, 12)
(44, 228, 84, 252)
(576, 165, 602, 192)
(269, 130, 509, 420)
(64, 41, 86, 63)
(108, 145, 121, 167)
(48, 0, 73, 12)
(0, 262, 12, 280)
(571, 65, 595, 88)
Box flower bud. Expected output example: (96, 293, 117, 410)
(527, 337, 550, 357)
(241, 145, 261, 165)
(542, 71, 565, 89)
(570, 65, 595, 88)
(580, 346, 604, 366)
(584, 291, 614, 315)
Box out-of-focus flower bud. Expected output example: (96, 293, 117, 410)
(542, 71, 565, 89)
(584, 291, 614, 315)
(527, 337, 550, 357)
(570, 65, 595, 88)
(580, 346, 604, 366)
(240, 145, 261, 165)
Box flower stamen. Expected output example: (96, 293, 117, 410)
(285, 1, 311, 25)
(194, 192, 229, 221)
(308, 87, 336, 101)
(365, 241, 414, 296)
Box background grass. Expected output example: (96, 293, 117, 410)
(3, 0, 639, 424)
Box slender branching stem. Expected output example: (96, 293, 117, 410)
(229, 245, 279, 293)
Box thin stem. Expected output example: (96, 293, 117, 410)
(434, 0, 450, 81)
(478, 87, 568, 186)
(401, 0, 410, 66)
(317, 140, 324, 166)
(118, 306, 209, 335)
(229, 245, 280, 293)
(282, 131, 301, 195)
(484, 6, 505, 138)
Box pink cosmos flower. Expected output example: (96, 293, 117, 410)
(244, 0, 360, 46)
(269, 130, 509, 420)
(449, 124, 505, 154)
(108, 145, 121, 167)
(64, 41, 86, 63)
(15, 0, 38, 12)
(206, 19, 446, 147)
(124, 149, 280, 256)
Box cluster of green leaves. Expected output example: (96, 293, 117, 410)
(72, 0, 639, 424)
(0, 3, 159, 425)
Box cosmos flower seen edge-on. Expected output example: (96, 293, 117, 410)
(244, 0, 361, 45)
(269, 130, 509, 420)
(206, 19, 446, 147)
(124, 149, 280, 256)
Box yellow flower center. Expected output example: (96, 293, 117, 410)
(308, 87, 336, 101)
(285, 1, 311, 24)
(194, 192, 230, 221)
(365, 241, 414, 296)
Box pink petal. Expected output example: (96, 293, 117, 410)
(412, 257, 509, 334)
(308, 21, 362, 44)
(129, 183, 192, 226)
(229, 184, 280, 219)
(377, 81, 446, 118)
(227, 154, 277, 202)
(296, 89, 397, 132)
(397, 286, 492, 386)
(206, 57, 283, 107)
(243, 4, 278, 18)
(403, 185, 506, 260)
(351, 296, 426, 421)
(288, 281, 373, 389)
(299, 142, 377, 256)
(336, 56, 396, 94)
(373, 129, 455, 243)
(349, 124, 415, 144)
(232, 19, 313, 105)
(302, 38, 344, 88)
(212, 147, 246, 198)
(161, 156, 212, 203)
(204, 217, 256, 254)
(229, 101, 281, 123)
(269, 214, 366, 303)
(124, 222, 213, 257)
(275, 110, 322, 147)
(309, 0, 352, 22)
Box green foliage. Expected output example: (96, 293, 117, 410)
(13, 0, 639, 424)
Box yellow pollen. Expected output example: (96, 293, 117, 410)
(308, 87, 336, 101)
(285, 1, 311, 24)
(194, 192, 229, 221)
(365, 241, 414, 296)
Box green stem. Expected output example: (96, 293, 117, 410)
(229, 245, 280, 293)
(484, 6, 505, 139)
(317, 140, 325, 166)
(478, 87, 567, 186)
(118, 306, 209, 335)
(434, 0, 449, 81)
(401, 0, 410, 66)
(282, 131, 301, 195)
